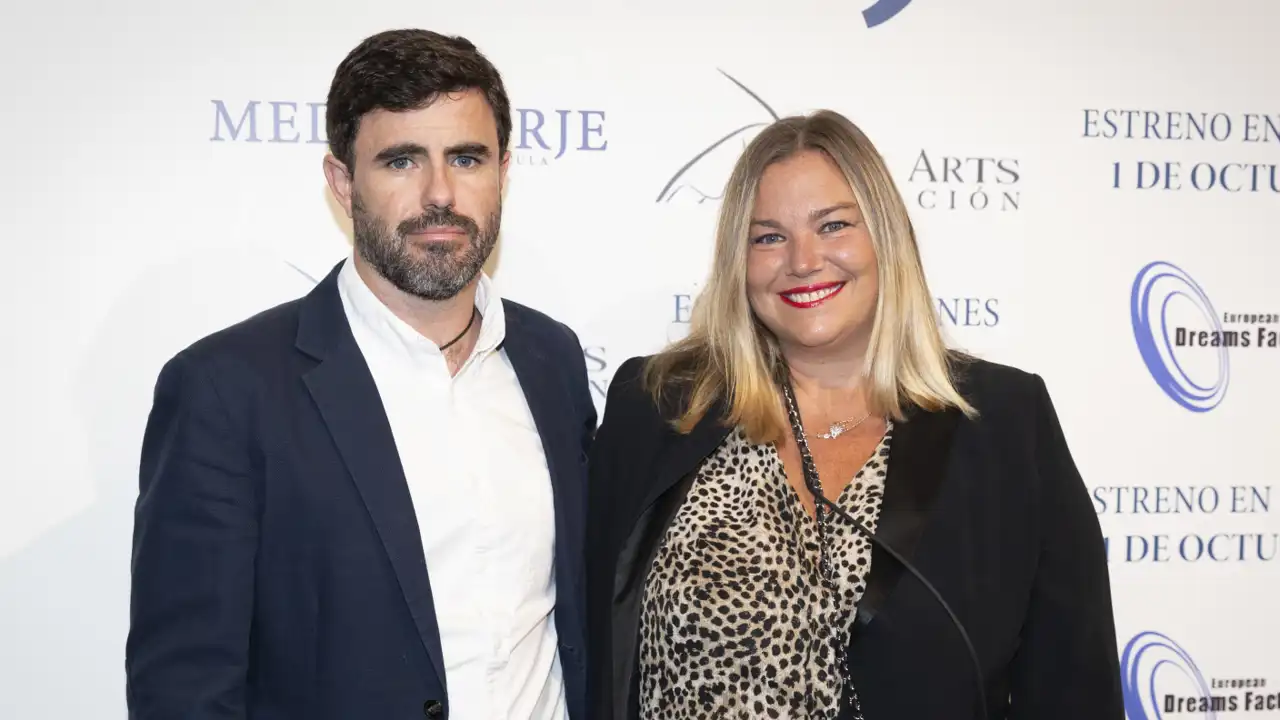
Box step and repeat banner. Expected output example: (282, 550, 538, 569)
(1, 0, 1277, 717)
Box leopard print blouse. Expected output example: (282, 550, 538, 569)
(637, 423, 892, 719)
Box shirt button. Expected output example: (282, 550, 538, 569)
(423, 699, 445, 718)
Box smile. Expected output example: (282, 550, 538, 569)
(779, 282, 845, 308)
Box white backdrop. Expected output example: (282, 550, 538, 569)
(2, 0, 1278, 717)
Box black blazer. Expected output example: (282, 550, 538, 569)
(126, 261, 596, 720)
(585, 354, 1123, 719)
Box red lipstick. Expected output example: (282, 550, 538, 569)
(778, 281, 846, 308)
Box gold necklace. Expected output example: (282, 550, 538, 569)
(813, 410, 871, 439)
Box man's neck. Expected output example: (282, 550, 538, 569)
(353, 258, 481, 369)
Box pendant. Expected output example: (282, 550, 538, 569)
(815, 411, 871, 440)
(816, 423, 848, 440)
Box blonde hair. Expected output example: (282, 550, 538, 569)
(644, 109, 976, 444)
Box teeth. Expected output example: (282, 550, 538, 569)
(785, 285, 841, 303)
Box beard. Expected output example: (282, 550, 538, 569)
(351, 193, 500, 301)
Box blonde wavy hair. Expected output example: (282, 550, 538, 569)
(644, 109, 976, 444)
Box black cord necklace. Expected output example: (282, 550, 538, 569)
(438, 307, 479, 351)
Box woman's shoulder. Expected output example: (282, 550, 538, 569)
(596, 355, 665, 430)
(602, 355, 681, 418)
(947, 352, 1052, 419)
(598, 352, 717, 439)
(600, 355, 651, 410)
(941, 354, 1077, 472)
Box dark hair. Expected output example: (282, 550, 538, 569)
(325, 29, 512, 171)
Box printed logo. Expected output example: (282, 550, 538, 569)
(1131, 261, 1229, 412)
(1082, 109, 1280, 194)
(657, 67, 1019, 213)
(655, 70, 778, 204)
(209, 100, 607, 166)
(584, 345, 609, 401)
(670, 292, 1000, 331)
(1131, 261, 1278, 412)
(1120, 631, 1278, 717)
(1122, 632, 1217, 719)
(906, 150, 1021, 213)
(862, 0, 914, 28)
(936, 297, 1000, 327)
(654, 5, 916, 200)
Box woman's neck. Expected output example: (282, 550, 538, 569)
(783, 345, 869, 422)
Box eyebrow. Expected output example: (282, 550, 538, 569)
(750, 202, 858, 228)
(372, 141, 494, 163)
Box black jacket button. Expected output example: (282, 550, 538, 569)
(423, 699, 444, 718)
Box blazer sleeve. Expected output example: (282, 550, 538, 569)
(584, 355, 646, 719)
(1008, 375, 1124, 719)
(587, 357, 641, 485)
(125, 352, 258, 719)
(562, 323, 598, 455)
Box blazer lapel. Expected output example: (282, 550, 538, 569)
(628, 389, 732, 541)
(500, 306, 583, 595)
(610, 397, 731, 720)
(854, 404, 961, 632)
(296, 263, 448, 692)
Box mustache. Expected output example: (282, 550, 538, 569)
(397, 206, 479, 237)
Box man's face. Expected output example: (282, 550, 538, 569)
(326, 88, 508, 301)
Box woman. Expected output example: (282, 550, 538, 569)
(584, 109, 1123, 719)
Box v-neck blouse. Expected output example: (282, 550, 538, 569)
(637, 422, 894, 719)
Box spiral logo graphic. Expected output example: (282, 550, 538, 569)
(863, 0, 914, 27)
(1120, 632, 1217, 720)
(1130, 261, 1230, 412)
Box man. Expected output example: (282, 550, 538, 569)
(125, 29, 595, 720)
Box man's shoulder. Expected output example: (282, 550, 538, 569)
(501, 298, 582, 351)
(169, 296, 307, 376)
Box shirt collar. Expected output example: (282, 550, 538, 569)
(338, 255, 506, 367)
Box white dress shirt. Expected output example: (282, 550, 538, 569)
(337, 257, 566, 720)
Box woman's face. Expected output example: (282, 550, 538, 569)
(745, 149, 879, 359)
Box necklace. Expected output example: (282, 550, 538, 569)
(813, 410, 871, 439)
(778, 374, 865, 719)
(438, 307, 479, 351)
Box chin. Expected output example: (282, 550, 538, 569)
(778, 322, 868, 354)
(776, 328, 839, 349)
(405, 242, 464, 261)
(795, 338, 845, 353)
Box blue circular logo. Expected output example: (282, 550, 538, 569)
(1130, 261, 1230, 412)
(1120, 631, 1217, 720)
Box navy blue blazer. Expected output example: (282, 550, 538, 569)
(125, 262, 596, 720)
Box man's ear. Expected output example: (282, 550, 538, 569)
(323, 154, 354, 218)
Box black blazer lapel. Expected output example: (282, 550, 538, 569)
(611, 403, 731, 720)
(638, 411, 731, 533)
(500, 307, 585, 598)
(295, 263, 449, 692)
(855, 404, 961, 631)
